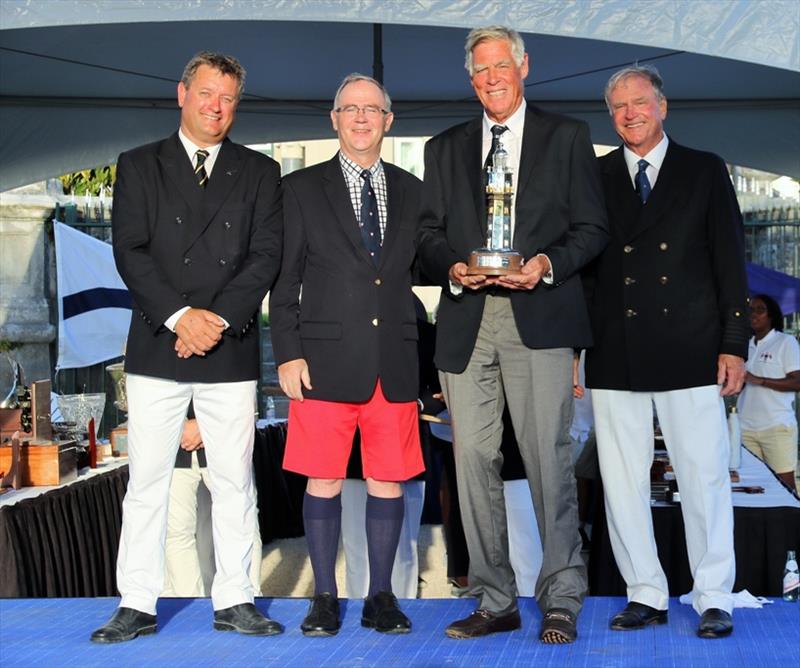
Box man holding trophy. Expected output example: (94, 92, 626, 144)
(417, 25, 608, 644)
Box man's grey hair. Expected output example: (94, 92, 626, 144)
(604, 64, 665, 113)
(181, 51, 246, 99)
(333, 73, 392, 112)
(464, 26, 526, 75)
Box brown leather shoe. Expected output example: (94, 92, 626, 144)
(445, 608, 521, 639)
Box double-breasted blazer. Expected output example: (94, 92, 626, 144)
(269, 155, 422, 403)
(585, 139, 750, 392)
(112, 133, 283, 383)
(416, 105, 609, 373)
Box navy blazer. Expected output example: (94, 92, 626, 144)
(113, 133, 283, 383)
(269, 155, 422, 403)
(417, 105, 609, 373)
(585, 140, 750, 391)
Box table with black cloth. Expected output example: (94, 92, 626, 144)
(0, 462, 128, 597)
(588, 448, 800, 597)
(0, 423, 305, 598)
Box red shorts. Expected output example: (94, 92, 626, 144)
(282, 380, 424, 481)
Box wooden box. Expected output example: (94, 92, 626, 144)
(0, 439, 78, 486)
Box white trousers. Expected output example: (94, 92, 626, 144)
(340, 480, 424, 599)
(162, 452, 263, 597)
(593, 386, 735, 615)
(503, 479, 544, 597)
(117, 374, 258, 613)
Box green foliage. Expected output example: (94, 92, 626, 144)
(59, 165, 116, 197)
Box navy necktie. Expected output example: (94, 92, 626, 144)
(635, 159, 651, 204)
(360, 170, 381, 265)
(195, 149, 209, 188)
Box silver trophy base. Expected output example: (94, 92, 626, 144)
(467, 249, 523, 276)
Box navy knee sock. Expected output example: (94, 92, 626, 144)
(366, 494, 404, 597)
(303, 492, 341, 597)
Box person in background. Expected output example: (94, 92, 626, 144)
(737, 294, 800, 492)
(163, 415, 263, 597)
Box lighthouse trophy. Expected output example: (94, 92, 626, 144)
(467, 136, 523, 275)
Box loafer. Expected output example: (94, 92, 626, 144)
(213, 602, 283, 636)
(540, 608, 578, 644)
(697, 608, 733, 638)
(361, 591, 411, 634)
(445, 608, 521, 639)
(610, 602, 668, 631)
(301, 593, 341, 637)
(90, 607, 157, 644)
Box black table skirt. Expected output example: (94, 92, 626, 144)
(588, 494, 800, 597)
(0, 424, 303, 598)
(0, 464, 128, 598)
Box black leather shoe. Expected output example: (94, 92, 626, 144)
(301, 593, 341, 637)
(361, 591, 411, 634)
(697, 608, 733, 638)
(213, 602, 283, 636)
(445, 608, 521, 639)
(90, 607, 157, 644)
(610, 602, 668, 630)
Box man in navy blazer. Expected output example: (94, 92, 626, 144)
(585, 64, 749, 639)
(417, 26, 608, 644)
(91, 52, 283, 643)
(269, 74, 423, 637)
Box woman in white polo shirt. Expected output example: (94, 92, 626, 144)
(737, 294, 800, 491)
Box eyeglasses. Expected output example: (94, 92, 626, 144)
(750, 306, 768, 314)
(334, 104, 388, 118)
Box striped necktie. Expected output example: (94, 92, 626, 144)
(195, 149, 209, 188)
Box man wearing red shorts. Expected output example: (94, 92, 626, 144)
(269, 73, 423, 637)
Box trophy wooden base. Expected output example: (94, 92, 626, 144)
(467, 249, 523, 276)
(0, 439, 78, 486)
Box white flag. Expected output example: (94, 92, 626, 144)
(54, 221, 131, 369)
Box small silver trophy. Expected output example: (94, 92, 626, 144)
(468, 137, 523, 275)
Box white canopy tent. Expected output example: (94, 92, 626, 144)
(1, 0, 798, 191)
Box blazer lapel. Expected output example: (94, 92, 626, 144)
(322, 155, 374, 264)
(158, 133, 204, 228)
(462, 119, 486, 242)
(630, 140, 680, 240)
(516, 107, 544, 207)
(602, 148, 641, 241)
(380, 164, 404, 267)
(183, 139, 243, 251)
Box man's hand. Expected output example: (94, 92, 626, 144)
(180, 419, 203, 451)
(174, 308, 225, 358)
(278, 358, 312, 401)
(494, 255, 551, 290)
(449, 262, 491, 290)
(718, 353, 745, 396)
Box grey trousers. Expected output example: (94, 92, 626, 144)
(441, 295, 586, 615)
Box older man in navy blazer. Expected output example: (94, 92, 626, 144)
(91, 51, 283, 643)
(585, 64, 748, 639)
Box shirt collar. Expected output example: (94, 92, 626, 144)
(623, 132, 669, 173)
(482, 99, 527, 140)
(338, 150, 383, 181)
(178, 128, 222, 164)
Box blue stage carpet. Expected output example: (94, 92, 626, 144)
(1, 596, 798, 667)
